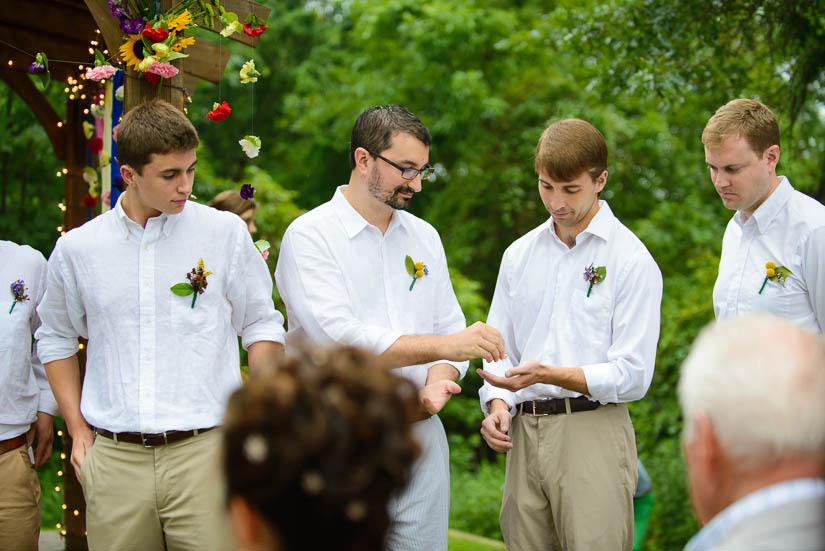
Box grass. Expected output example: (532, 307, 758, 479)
(449, 529, 506, 550)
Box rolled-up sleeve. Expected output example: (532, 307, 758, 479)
(30, 255, 59, 415)
(35, 241, 84, 364)
(802, 226, 825, 332)
(427, 244, 469, 379)
(227, 223, 286, 349)
(275, 226, 402, 354)
(580, 251, 662, 403)
(479, 253, 519, 416)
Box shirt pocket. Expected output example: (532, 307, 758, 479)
(569, 287, 613, 352)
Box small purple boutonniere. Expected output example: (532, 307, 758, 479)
(404, 255, 428, 291)
(170, 258, 213, 308)
(583, 264, 606, 297)
(9, 279, 28, 314)
(759, 261, 791, 294)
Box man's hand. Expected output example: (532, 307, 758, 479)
(26, 412, 54, 468)
(419, 380, 462, 417)
(477, 360, 545, 392)
(481, 399, 513, 453)
(68, 425, 95, 480)
(443, 321, 506, 363)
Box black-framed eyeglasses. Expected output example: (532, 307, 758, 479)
(368, 151, 435, 181)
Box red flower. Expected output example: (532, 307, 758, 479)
(82, 194, 98, 208)
(144, 72, 161, 86)
(89, 137, 103, 154)
(206, 101, 232, 122)
(142, 23, 169, 43)
(242, 23, 267, 37)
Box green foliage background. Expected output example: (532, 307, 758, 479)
(3, 0, 823, 547)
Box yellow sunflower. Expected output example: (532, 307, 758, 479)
(171, 36, 196, 52)
(119, 34, 144, 71)
(168, 9, 192, 32)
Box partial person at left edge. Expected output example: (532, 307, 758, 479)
(0, 240, 58, 551)
(36, 100, 286, 551)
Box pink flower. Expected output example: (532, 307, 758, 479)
(146, 62, 179, 79)
(112, 124, 119, 143)
(85, 65, 118, 82)
(261, 249, 269, 261)
(101, 190, 111, 207)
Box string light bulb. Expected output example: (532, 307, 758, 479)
(54, 486, 61, 492)
(62, 168, 68, 174)
(60, 453, 66, 459)
(79, 343, 85, 350)
(61, 530, 67, 536)
(57, 226, 63, 232)
(57, 122, 63, 128)
(57, 430, 64, 436)
(78, 64, 84, 70)
(56, 523, 62, 529)
(57, 470, 63, 476)
(7, 59, 13, 66)
(73, 510, 80, 516)
(62, 504, 67, 510)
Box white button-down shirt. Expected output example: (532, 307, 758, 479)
(0, 241, 59, 440)
(479, 202, 663, 415)
(713, 177, 825, 334)
(274, 186, 468, 388)
(36, 196, 285, 433)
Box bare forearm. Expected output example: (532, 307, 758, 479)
(380, 335, 446, 369)
(43, 356, 86, 435)
(247, 341, 284, 377)
(543, 365, 590, 395)
(426, 362, 459, 385)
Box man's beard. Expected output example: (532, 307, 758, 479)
(368, 169, 414, 210)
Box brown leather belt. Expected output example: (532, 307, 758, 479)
(94, 427, 215, 448)
(0, 434, 27, 455)
(518, 397, 601, 416)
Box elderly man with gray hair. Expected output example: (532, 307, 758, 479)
(679, 315, 825, 550)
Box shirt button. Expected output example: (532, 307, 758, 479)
(145, 318, 152, 324)
(144, 427, 151, 433)
(145, 355, 151, 361)
(144, 245, 150, 250)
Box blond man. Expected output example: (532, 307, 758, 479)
(37, 100, 285, 550)
(478, 119, 662, 550)
(704, 99, 825, 332)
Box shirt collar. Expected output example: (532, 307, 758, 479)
(113, 191, 182, 238)
(331, 185, 407, 239)
(544, 200, 614, 244)
(734, 176, 792, 233)
(685, 478, 825, 551)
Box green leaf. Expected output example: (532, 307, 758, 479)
(405, 255, 415, 277)
(163, 51, 189, 62)
(254, 239, 270, 253)
(596, 266, 607, 281)
(94, 49, 106, 67)
(170, 282, 194, 296)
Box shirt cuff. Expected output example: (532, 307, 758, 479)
(36, 337, 79, 365)
(37, 391, 60, 416)
(580, 361, 617, 404)
(423, 359, 469, 380)
(478, 384, 518, 417)
(241, 319, 287, 350)
(371, 329, 404, 356)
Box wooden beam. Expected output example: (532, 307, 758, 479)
(196, 0, 270, 48)
(181, 39, 231, 84)
(83, 0, 128, 61)
(0, 62, 66, 160)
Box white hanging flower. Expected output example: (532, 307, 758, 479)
(240, 59, 260, 84)
(239, 135, 261, 158)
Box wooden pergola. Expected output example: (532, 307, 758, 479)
(0, 1, 269, 548)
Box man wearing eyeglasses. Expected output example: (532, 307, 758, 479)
(275, 104, 505, 551)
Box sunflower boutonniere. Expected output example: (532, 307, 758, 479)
(171, 258, 213, 308)
(758, 261, 791, 294)
(583, 264, 606, 297)
(405, 255, 428, 291)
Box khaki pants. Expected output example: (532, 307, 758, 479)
(500, 403, 637, 551)
(0, 443, 40, 551)
(80, 428, 233, 551)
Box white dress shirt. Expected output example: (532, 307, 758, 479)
(35, 196, 285, 433)
(713, 177, 825, 334)
(0, 241, 59, 440)
(274, 186, 468, 387)
(479, 201, 663, 415)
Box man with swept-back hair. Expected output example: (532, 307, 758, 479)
(276, 104, 505, 550)
(37, 99, 286, 550)
(477, 118, 662, 550)
(680, 315, 825, 550)
(704, 99, 825, 332)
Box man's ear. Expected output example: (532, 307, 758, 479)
(121, 164, 137, 186)
(353, 147, 372, 175)
(594, 170, 608, 193)
(763, 144, 780, 171)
